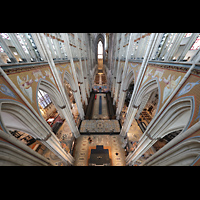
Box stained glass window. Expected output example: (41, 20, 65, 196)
(190, 34, 200, 50)
(0, 33, 10, 40)
(98, 41, 103, 59)
(16, 33, 29, 54)
(38, 89, 52, 108)
(184, 33, 192, 38)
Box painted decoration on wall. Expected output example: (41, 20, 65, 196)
(55, 62, 73, 84)
(152, 68, 165, 82)
(142, 67, 153, 84)
(32, 69, 44, 82)
(0, 76, 24, 103)
(7, 64, 58, 115)
(44, 69, 55, 84)
(127, 62, 141, 82)
(177, 80, 200, 97)
(140, 64, 186, 112)
(130, 63, 138, 69)
(17, 75, 34, 103)
(162, 75, 181, 103)
(170, 74, 200, 129)
(0, 83, 16, 99)
(0, 75, 27, 131)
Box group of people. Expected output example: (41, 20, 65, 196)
(88, 136, 92, 144)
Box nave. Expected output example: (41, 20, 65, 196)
(1, 33, 200, 166)
(73, 59, 126, 166)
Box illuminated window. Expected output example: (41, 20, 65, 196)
(16, 33, 29, 54)
(184, 33, 192, 38)
(38, 89, 52, 108)
(190, 34, 200, 50)
(0, 33, 10, 40)
(98, 41, 103, 59)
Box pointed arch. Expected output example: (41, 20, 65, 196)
(75, 64, 83, 82)
(134, 78, 160, 108)
(37, 78, 65, 107)
(126, 97, 194, 166)
(118, 66, 124, 83)
(148, 97, 194, 140)
(0, 129, 52, 166)
(63, 70, 77, 91)
(123, 70, 135, 91)
(95, 33, 105, 62)
(0, 99, 74, 165)
(0, 100, 50, 140)
(146, 136, 200, 166)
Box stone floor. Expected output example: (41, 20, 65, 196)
(42, 121, 74, 166)
(73, 59, 126, 166)
(73, 135, 126, 166)
(80, 120, 120, 133)
(92, 93, 109, 120)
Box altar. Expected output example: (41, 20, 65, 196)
(88, 145, 111, 166)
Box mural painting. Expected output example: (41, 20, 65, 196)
(0, 75, 27, 130)
(17, 75, 34, 103)
(140, 64, 186, 112)
(0, 75, 24, 103)
(127, 62, 141, 82)
(7, 65, 57, 115)
(56, 62, 74, 84)
(171, 74, 200, 129)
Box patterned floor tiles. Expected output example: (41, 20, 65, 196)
(73, 135, 126, 166)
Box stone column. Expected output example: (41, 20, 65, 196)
(52, 33, 63, 59)
(135, 92, 152, 119)
(120, 33, 158, 137)
(116, 34, 135, 118)
(30, 33, 47, 61)
(8, 33, 31, 62)
(81, 34, 90, 98)
(60, 33, 85, 120)
(178, 33, 199, 61)
(74, 33, 88, 105)
(36, 33, 80, 139)
(21, 33, 38, 61)
(113, 33, 125, 105)
(0, 35, 18, 63)
(45, 34, 58, 59)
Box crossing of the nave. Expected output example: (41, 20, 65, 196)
(1, 33, 200, 166)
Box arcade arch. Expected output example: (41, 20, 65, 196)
(0, 100, 67, 165)
(122, 79, 160, 154)
(127, 97, 193, 166)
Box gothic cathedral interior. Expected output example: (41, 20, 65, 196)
(0, 33, 200, 166)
